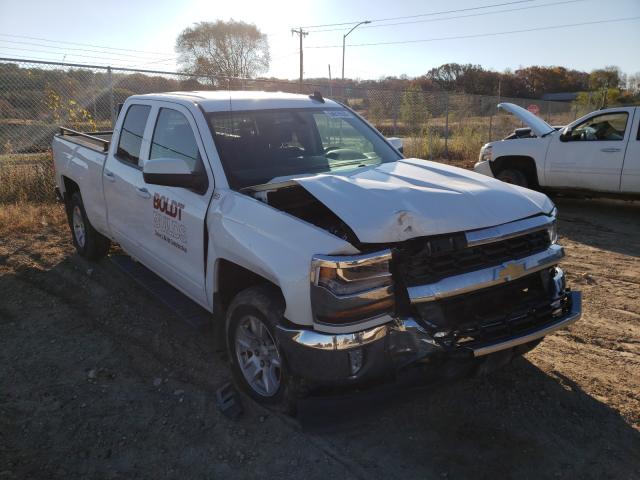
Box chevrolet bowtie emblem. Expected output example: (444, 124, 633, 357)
(496, 262, 526, 281)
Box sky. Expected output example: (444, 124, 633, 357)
(0, 0, 639, 80)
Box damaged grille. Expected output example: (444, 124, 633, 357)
(394, 229, 551, 287)
(412, 270, 571, 350)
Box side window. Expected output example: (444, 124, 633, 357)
(116, 104, 151, 165)
(570, 112, 628, 141)
(150, 108, 201, 171)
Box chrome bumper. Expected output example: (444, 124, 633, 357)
(276, 291, 582, 384)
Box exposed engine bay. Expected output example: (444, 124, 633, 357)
(246, 182, 360, 245)
(503, 126, 563, 140)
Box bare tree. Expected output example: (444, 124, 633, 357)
(176, 20, 270, 83)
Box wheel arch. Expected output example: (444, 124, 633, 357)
(491, 155, 540, 188)
(215, 258, 284, 312)
(61, 176, 80, 200)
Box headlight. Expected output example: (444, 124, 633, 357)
(547, 206, 558, 244)
(479, 145, 493, 162)
(310, 250, 394, 325)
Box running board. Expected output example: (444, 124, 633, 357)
(109, 255, 210, 330)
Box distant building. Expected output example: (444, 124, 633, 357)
(541, 92, 579, 102)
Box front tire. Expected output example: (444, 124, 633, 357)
(67, 192, 110, 260)
(226, 285, 296, 411)
(497, 168, 528, 188)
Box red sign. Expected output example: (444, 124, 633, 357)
(527, 104, 540, 115)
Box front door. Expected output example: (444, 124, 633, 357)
(137, 104, 214, 307)
(545, 109, 633, 192)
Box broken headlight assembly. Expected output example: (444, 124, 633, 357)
(310, 250, 394, 325)
(547, 205, 558, 244)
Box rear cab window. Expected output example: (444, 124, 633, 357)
(116, 104, 151, 166)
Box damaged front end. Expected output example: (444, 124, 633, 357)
(243, 179, 580, 388)
(273, 206, 581, 387)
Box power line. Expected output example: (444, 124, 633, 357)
(270, 50, 301, 62)
(0, 46, 168, 66)
(0, 39, 179, 61)
(300, 0, 534, 29)
(307, 0, 586, 33)
(0, 33, 173, 56)
(306, 16, 640, 48)
(0, 52, 142, 69)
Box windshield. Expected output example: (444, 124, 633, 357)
(207, 108, 402, 189)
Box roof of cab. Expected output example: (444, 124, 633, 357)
(130, 90, 340, 112)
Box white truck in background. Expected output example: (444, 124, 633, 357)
(474, 103, 640, 198)
(52, 91, 581, 409)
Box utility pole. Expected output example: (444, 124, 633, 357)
(291, 27, 308, 93)
(328, 64, 332, 97)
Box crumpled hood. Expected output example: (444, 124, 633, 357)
(292, 159, 554, 243)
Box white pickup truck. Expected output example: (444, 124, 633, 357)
(52, 91, 581, 407)
(474, 103, 640, 198)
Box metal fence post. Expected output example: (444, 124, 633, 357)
(488, 103, 493, 143)
(392, 92, 399, 136)
(107, 66, 115, 128)
(444, 93, 449, 160)
(545, 101, 551, 123)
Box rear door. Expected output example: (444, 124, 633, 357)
(103, 102, 153, 257)
(136, 103, 214, 307)
(545, 109, 634, 192)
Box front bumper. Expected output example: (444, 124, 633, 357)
(276, 290, 581, 386)
(473, 160, 494, 177)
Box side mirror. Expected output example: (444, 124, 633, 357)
(143, 157, 208, 193)
(387, 137, 403, 154)
(559, 126, 572, 142)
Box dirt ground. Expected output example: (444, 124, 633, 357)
(1, 197, 639, 479)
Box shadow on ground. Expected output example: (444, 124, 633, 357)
(2, 252, 639, 479)
(296, 357, 640, 478)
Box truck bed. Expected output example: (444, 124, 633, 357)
(55, 127, 113, 152)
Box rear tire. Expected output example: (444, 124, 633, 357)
(67, 192, 110, 260)
(226, 285, 297, 413)
(497, 168, 528, 188)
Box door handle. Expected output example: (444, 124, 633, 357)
(600, 147, 621, 153)
(104, 170, 116, 182)
(136, 187, 151, 199)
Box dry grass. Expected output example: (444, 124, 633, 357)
(402, 123, 486, 168)
(0, 152, 56, 203)
(0, 202, 66, 237)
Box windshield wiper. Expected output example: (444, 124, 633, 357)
(330, 159, 372, 169)
(541, 129, 556, 138)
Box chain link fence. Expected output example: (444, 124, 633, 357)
(0, 57, 604, 202)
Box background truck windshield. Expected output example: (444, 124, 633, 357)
(207, 108, 401, 189)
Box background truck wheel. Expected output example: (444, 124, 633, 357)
(497, 168, 528, 188)
(67, 192, 110, 260)
(226, 285, 296, 412)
